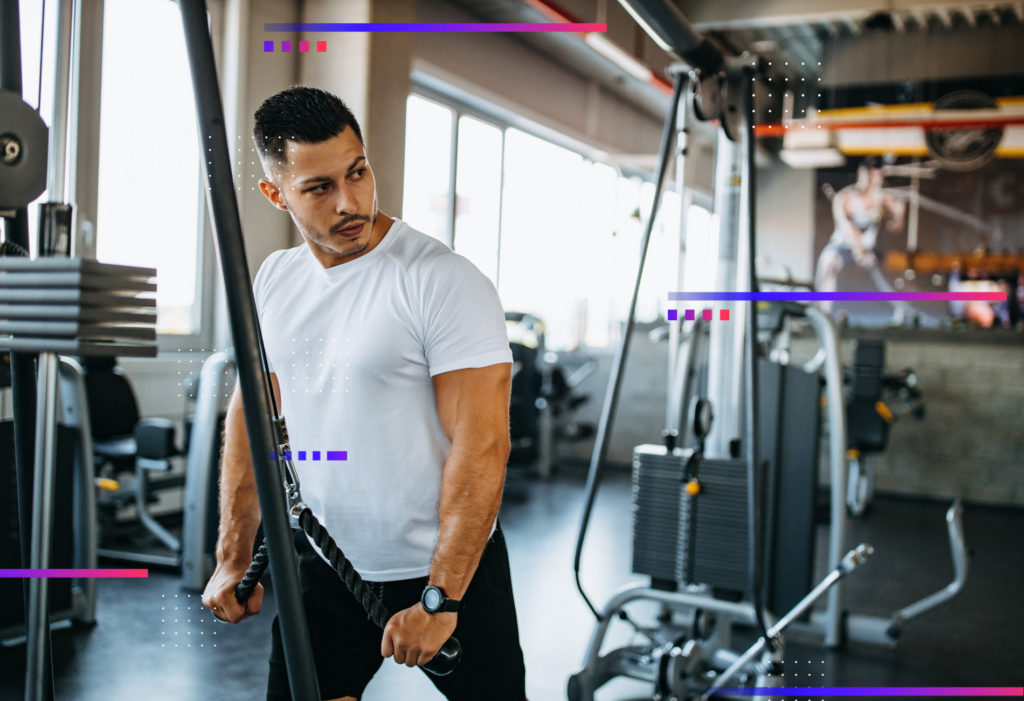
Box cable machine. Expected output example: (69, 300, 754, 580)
(567, 1, 873, 698)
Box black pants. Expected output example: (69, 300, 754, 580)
(267, 525, 526, 700)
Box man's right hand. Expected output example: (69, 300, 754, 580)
(202, 559, 263, 624)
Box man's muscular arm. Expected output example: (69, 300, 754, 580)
(201, 373, 282, 623)
(382, 362, 512, 667)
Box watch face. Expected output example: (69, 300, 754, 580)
(423, 587, 442, 611)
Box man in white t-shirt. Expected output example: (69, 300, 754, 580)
(201, 86, 525, 701)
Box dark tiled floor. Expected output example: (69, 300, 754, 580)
(2, 468, 1023, 700)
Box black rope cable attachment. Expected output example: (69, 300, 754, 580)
(232, 415, 462, 677)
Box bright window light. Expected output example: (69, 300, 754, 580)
(453, 115, 503, 285)
(95, 0, 203, 336)
(402, 95, 454, 244)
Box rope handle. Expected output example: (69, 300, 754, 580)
(233, 510, 462, 676)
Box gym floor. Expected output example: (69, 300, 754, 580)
(2, 467, 1022, 700)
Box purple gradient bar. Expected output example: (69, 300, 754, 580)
(265, 22, 606, 33)
(263, 40, 274, 52)
(326, 451, 347, 461)
(714, 688, 1023, 697)
(669, 291, 1004, 302)
(0, 569, 148, 578)
(685, 309, 696, 321)
(667, 309, 678, 321)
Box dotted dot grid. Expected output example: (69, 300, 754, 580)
(160, 592, 217, 649)
(174, 347, 238, 399)
(786, 657, 827, 701)
(749, 62, 823, 125)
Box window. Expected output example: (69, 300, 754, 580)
(402, 92, 681, 351)
(402, 95, 454, 244)
(95, 0, 206, 337)
(453, 116, 503, 285)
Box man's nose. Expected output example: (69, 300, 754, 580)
(334, 181, 358, 215)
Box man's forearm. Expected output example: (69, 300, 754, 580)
(428, 436, 509, 600)
(215, 391, 263, 566)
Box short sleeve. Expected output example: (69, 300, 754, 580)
(251, 252, 281, 373)
(419, 254, 512, 376)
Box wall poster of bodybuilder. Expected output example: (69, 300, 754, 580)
(810, 89, 1024, 329)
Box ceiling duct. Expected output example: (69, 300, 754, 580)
(615, 0, 727, 73)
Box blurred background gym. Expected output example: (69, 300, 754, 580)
(2, 0, 1022, 699)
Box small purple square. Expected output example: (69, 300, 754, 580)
(298, 451, 306, 461)
(702, 309, 712, 321)
(685, 309, 696, 321)
(263, 40, 273, 52)
(667, 309, 678, 321)
(312, 451, 321, 461)
(281, 40, 292, 52)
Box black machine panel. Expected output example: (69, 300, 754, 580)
(631, 360, 820, 614)
(1, 419, 77, 632)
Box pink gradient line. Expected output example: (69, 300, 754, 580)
(0, 569, 149, 578)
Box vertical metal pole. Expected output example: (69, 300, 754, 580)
(25, 2, 78, 698)
(176, 2, 320, 698)
(446, 114, 459, 249)
(0, 0, 41, 666)
(907, 158, 920, 253)
(573, 73, 686, 618)
(705, 129, 741, 458)
(46, 0, 75, 204)
(494, 129, 506, 291)
(804, 306, 848, 647)
(738, 65, 771, 641)
(25, 354, 59, 701)
(665, 86, 690, 437)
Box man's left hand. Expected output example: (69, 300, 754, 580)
(381, 604, 458, 667)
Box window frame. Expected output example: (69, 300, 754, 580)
(407, 75, 682, 350)
(75, 0, 215, 353)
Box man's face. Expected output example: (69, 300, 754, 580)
(259, 127, 382, 267)
(857, 166, 884, 191)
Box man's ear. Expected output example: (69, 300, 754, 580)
(259, 179, 288, 211)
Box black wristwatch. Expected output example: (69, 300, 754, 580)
(421, 585, 463, 614)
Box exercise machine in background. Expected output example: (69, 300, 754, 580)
(566, 1, 966, 699)
(506, 311, 595, 477)
(55, 350, 233, 589)
(843, 339, 925, 516)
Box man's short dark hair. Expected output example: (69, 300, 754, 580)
(253, 86, 363, 172)
(859, 156, 882, 171)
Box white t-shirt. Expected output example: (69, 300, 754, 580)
(252, 218, 512, 580)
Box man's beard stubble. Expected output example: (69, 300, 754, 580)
(299, 211, 375, 260)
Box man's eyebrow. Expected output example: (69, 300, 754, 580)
(295, 175, 331, 187)
(294, 157, 365, 187)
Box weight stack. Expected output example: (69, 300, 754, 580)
(631, 445, 750, 593)
(0, 258, 157, 357)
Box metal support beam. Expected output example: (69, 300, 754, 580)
(680, 0, 1003, 31)
(617, 0, 726, 73)
(176, 2, 320, 699)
